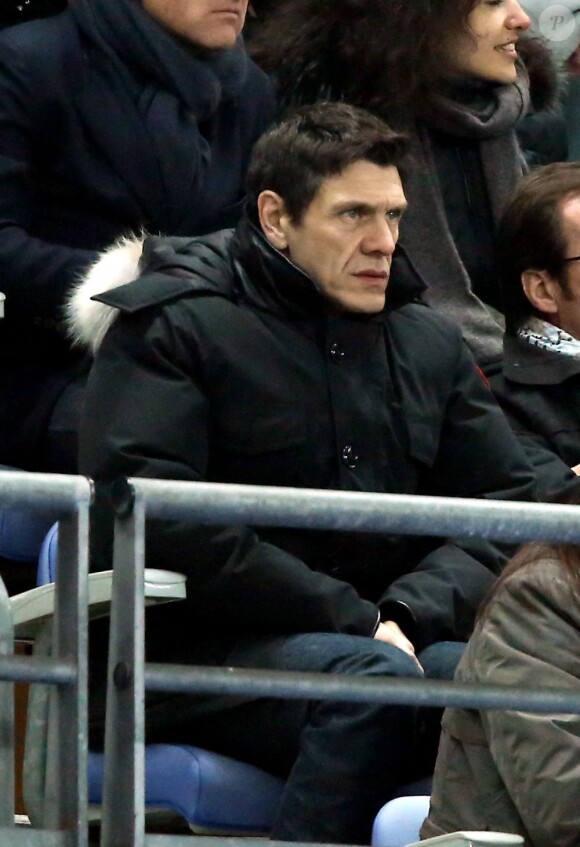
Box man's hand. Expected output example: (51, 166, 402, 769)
(572, 463, 580, 475)
(374, 620, 423, 671)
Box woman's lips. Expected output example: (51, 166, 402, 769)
(495, 41, 517, 57)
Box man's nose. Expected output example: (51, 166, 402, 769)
(362, 220, 397, 255)
(507, 0, 530, 30)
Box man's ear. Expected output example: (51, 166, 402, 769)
(257, 191, 291, 250)
(521, 269, 560, 317)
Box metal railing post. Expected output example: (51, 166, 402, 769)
(43, 507, 90, 847)
(100, 481, 146, 847)
(0, 574, 14, 828)
(0, 470, 92, 847)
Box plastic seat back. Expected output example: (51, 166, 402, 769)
(372, 795, 431, 847)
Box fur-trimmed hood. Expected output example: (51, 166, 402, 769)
(66, 230, 237, 353)
(66, 235, 145, 354)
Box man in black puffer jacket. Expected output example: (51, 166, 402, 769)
(74, 103, 535, 845)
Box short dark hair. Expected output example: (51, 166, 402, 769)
(499, 163, 580, 336)
(246, 101, 409, 222)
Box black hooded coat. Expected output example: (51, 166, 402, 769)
(78, 213, 535, 673)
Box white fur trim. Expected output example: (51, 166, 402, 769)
(65, 235, 144, 354)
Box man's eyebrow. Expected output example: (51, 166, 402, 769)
(332, 201, 408, 214)
(332, 201, 375, 214)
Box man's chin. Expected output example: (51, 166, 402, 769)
(331, 295, 386, 316)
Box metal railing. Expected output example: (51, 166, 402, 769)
(0, 471, 92, 847)
(134, 478, 580, 712)
(1, 471, 580, 847)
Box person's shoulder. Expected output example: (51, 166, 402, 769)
(0, 10, 78, 57)
(483, 557, 580, 647)
(0, 11, 82, 89)
(474, 557, 580, 676)
(500, 558, 574, 603)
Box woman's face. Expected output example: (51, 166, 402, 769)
(448, 0, 531, 84)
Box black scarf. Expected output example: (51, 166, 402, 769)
(70, 0, 249, 233)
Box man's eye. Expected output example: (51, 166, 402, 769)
(342, 209, 361, 220)
(387, 210, 402, 221)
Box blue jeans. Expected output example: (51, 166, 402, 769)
(144, 634, 464, 844)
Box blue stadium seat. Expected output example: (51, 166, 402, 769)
(0, 466, 58, 563)
(38, 522, 285, 834)
(88, 745, 284, 833)
(372, 795, 430, 847)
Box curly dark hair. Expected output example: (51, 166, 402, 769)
(252, 0, 481, 119)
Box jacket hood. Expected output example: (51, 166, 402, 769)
(66, 234, 145, 354)
(67, 209, 426, 353)
(66, 229, 236, 353)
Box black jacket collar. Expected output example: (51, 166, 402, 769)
(230, 208, 426, 321)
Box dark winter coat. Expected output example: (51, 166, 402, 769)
(0, 9, 275, 470)
(422, 558, 580, 847)
(490, 334, 579, 498)
(75, 212, 535, 665)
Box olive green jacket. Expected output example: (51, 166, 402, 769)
(421, 558, 580, 847)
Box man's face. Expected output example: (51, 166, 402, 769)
(271, 161, 407, 315)
(142, 0, 248, 49)
(554, 195, 580, 339)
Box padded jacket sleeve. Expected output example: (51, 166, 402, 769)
(79, 301, 380, 638)
(490, 375, 578, 499)
(476, 564, 580, 847)
(381, 337, 537, 650)
(499, 425, 577, 500)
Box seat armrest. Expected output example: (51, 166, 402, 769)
(409, 833, 523, 846)
(11, 569, 186, 640)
